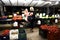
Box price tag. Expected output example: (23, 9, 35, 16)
(9, 15, 12, 17)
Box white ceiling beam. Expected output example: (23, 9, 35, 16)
(1, 0, 60, 6)
(0, 1, 3, 5)
(18, 0, 25, 6)
(9, 0, 12, 6)
(40, 1, 51, 6)
(50, 0, 60, 1)
(35, 1, 45, 6)
(2, 0, 11, 6)
(10, 0, 17, 6)
(24, 0, 33, 6)
(29, 1, 38, 6)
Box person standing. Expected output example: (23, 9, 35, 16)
(24, 8, 35, 32)
(27, 12, 35, 32)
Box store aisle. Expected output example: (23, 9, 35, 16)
(25, 28, 47, 40)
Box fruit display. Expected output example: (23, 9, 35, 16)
(12, 15, 23, 20)
(39, 24, 60, 40)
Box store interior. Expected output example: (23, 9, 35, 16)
(0, 0, 60, 40)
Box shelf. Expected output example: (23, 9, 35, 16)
(0, 24, 12, 27)
(36, 17, 58, 19)
(0, 19, 12, 21)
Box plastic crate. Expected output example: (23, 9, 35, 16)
(18, 28, 27, 40)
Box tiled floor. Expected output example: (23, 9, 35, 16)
(25, 28, 47, 40)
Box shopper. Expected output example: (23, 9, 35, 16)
(27, 12, 35, 32)
(24, 9, 35, 32)
(24, 9, 30, 21)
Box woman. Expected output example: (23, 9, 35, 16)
(24, 9, 35, 32)
(27, 12, 35, 32)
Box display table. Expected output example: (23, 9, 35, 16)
(0, 28, 27, 40)
(39, 25, 48, 38)
(39, 25, 59, 39)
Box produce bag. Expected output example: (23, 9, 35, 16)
(9, 29, 19, 40)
